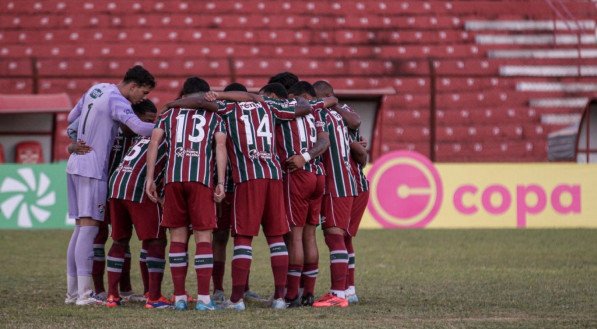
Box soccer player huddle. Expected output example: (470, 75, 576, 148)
(64, 66, 370, 311)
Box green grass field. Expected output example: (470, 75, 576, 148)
(0, 229, 595, 329)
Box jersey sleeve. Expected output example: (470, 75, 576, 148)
(309, 99, 326, 112)
(67, 94, 85, 124)
(67, 118, 79, 141)
(156, 111, 169, 131)
(263, 97, 296, 122)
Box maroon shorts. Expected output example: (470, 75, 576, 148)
(284, 170, 324, 227)
(321, 194, 354, 232)
(162, 182, 217, 231)
(109, 198, 165, 241)
(348, 190, 370, 236)
(232, 179, 289, 237)
(215, 192, 234, 232)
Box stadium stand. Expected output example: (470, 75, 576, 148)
(0, 0, 595, 161)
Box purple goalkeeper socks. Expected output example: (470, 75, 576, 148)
(67, 225, 80, 277)
(75, 226, 99, 276)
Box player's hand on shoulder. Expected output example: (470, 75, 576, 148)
(205, 91, 219, 102)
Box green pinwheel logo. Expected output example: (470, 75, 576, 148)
(1, 168, 56, 228)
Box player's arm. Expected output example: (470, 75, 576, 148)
(286, 131, 330, 172)
(350, 140, 368, 166)
(145, 128, 164, 203)
(334, 104, 361, 130)
(213, 132, 227, 203)
(67, 95, 84, 123)
(293, 97, 313, 117)
(322, 96, 338, 108)
(111, 100, 155, 136)
(205, 91, 264, 103)
(162, 96, 218, 112)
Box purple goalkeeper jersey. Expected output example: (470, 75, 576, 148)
(66, 83, 154, 180)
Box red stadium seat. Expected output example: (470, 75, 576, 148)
(15, 141, 44, 164)
(0, 143, 5, 163)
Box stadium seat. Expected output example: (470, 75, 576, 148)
(0, 143, 5, 163)
(15, 140, 44, 164)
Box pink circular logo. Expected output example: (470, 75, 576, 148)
(367, 151, 443, 228)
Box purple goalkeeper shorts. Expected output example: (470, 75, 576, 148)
(67, 173, 108, 221)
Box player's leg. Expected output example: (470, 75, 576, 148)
(143, 238, 168, 308)
(212, 193, 232, 303)
(139, 240, 150, 296)
(161, 182, 191, 310)
(185, 182, 218, 311)
(313, 195, 352, 308)
(91, 221, 109, 301)
(65, 224, 80, 304)
(65, 174, 79, 304)
(75, 217, 100, 305)
(169, 227, 189, 310)
(193, 230, 216, 310)
(224, 180, 265, 311)
(263, 179, 290, 309)
(128, 199, 169, 309)
(301, 173, 324, 306)
(301, 223, 319, 306)
(105, 199, 133, 307)
(72, 176, 105, 306)
(285, 226, 303, 305)
(345, 190, 369, 304)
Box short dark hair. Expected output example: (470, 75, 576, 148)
(132, 99, 157, 115)
(268, 72, 299, 91)
(288, 81, 316, 98)
(260, 83, 289, 99)
(179, 76, 210, 97)
(224, 82, 248, 92)
(123, 65, 156, 88)
(313, 80, 334, 98)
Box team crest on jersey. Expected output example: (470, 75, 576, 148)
(331, 111, 343, 121)
(90, 88, 103, 99)
(175, 147, 201, 157)
(248, 149, 272, 160)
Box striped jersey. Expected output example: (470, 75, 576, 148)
(157, 108, 226, 187)
(108, 137, 167, 202)
(108, 132, 136, 176)
(216, 97, 297, 184)
(348, 128, 370, 193)
(275, 100, 326, 175)
(313, 107, 358, 197)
